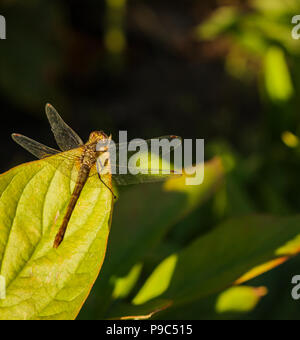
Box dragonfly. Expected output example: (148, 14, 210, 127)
(12, 104, 181, 248)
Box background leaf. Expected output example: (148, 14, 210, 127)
(107, 214, 300, 319)
(79, 157, 224, 319)
(215, 286, 268, 314)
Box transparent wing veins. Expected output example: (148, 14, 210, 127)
(45, 103, 84, 151)
(11, 134, 60, 159)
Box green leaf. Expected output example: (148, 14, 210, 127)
(0, 157, 113, 320)
(111, 263, 143, 300)
(106, 299, 173, 320)
(251, 0, 300, 16)
(123, 215, 300, 319)
(215, 286, 267, 314)
(133, 255, 178, 305)
(161, 215, 300, 304)
(264, 47, 294, 102)
(152, 285, 267, 320)
(195, 7, 239, 40)
(79, 157, 224, 319)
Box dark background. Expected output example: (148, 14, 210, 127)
(1, 0, 300, 320)
(0, 1, 259, 170)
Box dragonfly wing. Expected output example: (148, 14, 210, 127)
(98, 161, 181, 186)
(112, 171, 181, 186)
(12, 134, 60, 159)
(12, 135, 102, 188)
(45, 104, 84, 151)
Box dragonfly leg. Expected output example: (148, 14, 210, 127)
(97, 160, 116, 199)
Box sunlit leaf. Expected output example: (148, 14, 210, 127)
(0, 157, 113, 320)
(112, 263, 143, 300)
(215, 286, 267, 314)
(133, 255, 178, 305)
(251, 0, 300, 16)
(281, 131, 299, 148)
(196, 7, 239, 40)
(264, 47, 294, 102)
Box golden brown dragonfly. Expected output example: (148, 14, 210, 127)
(12, 104, 181, 248)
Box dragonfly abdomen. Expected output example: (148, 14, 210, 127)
(53, 165, 90, 248)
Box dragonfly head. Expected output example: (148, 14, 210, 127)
(88, 131, 110, 144)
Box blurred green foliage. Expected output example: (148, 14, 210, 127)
(2, 0, 300, 319)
